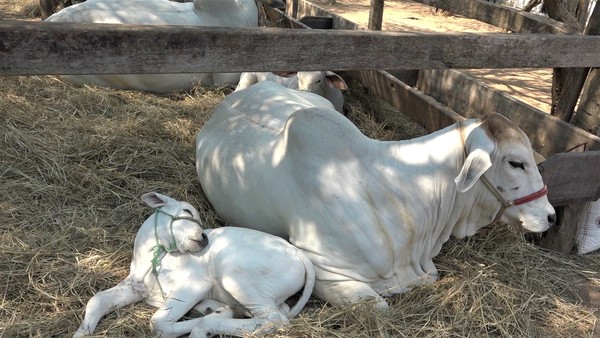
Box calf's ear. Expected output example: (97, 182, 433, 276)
(141, 192, 168, 208)
(325, 72, 348, 90)
(454, 148, 492, 192)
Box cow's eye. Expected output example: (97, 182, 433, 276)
(182, 208, 194, 216)
(508, 160, 525, 170)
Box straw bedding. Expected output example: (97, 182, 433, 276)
(1, 1, 599, 337)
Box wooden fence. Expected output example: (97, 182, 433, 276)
(1, 20, 600, 75)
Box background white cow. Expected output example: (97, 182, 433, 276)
(74, 192, 315, 338)
(235, 71, 349, 113)
(39, 0, 208, 19)
(44, 0, 284, 93)
(195, 81, 556, 309)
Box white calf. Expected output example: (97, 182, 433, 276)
(235, 71, 348, 113)
(74, 192, 315, 338)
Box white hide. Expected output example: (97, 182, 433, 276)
(195, 81, 556, 309)
(235, 71, 348, 113)
(73, 192, 315, 338)
(45, 0, 262, 92)
(576, 198, 600, 254)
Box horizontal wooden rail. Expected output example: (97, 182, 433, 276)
(2, 20, 600, 75)
(418, 69, 600, 157)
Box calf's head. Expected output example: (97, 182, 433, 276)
(296, 71, 348, 96)
(141, 192, 208, 252)
(454, 113, 556, 233)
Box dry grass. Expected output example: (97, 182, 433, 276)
(1, 2, 599, 337)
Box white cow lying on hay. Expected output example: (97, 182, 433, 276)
(73, 192, 315, 338)
(44, 0, 284, 93)
(195, 81, 557, 309)
(235, 71, 349, 113)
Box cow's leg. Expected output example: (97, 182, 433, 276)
(73, 277, 143, 337)
(189, 307, 288, 338)
(313, 279, 389, 310)
(149, 281, 214, 338)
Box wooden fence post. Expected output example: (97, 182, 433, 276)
(553, 1, 600, 121)
(572, 70, 600, 136)
(570, 2, 600, 135)
(368, 0, 384, 31)
(368, 0, 385, 121)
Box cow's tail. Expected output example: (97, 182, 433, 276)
(287, 251, 316, 318)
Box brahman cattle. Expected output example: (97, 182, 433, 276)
(44, 0, 283, 93)
(39, 0, 204, 19)
(235, 71, 349, 113)
(195, 81, 556, 309)
(73, 192, 315, 338)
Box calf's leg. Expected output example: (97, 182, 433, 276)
(150, 282, 213, 338)
(188, 307, 288, 338)
(73, 277, 143, 337)
(313, 279, 389, 310)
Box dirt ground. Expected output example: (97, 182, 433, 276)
(309, 0, 554, 113)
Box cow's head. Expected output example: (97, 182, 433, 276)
(454, 113, 556, 233)
(141, 192, 208, 253)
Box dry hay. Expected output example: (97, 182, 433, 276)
(2, 3, 600, 338)
(2, 77, 599, 338)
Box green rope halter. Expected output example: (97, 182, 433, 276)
(150, 207, 203, 299)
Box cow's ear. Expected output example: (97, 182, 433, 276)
(454, 148, 492, 192)
(141, 192, 168, 208)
